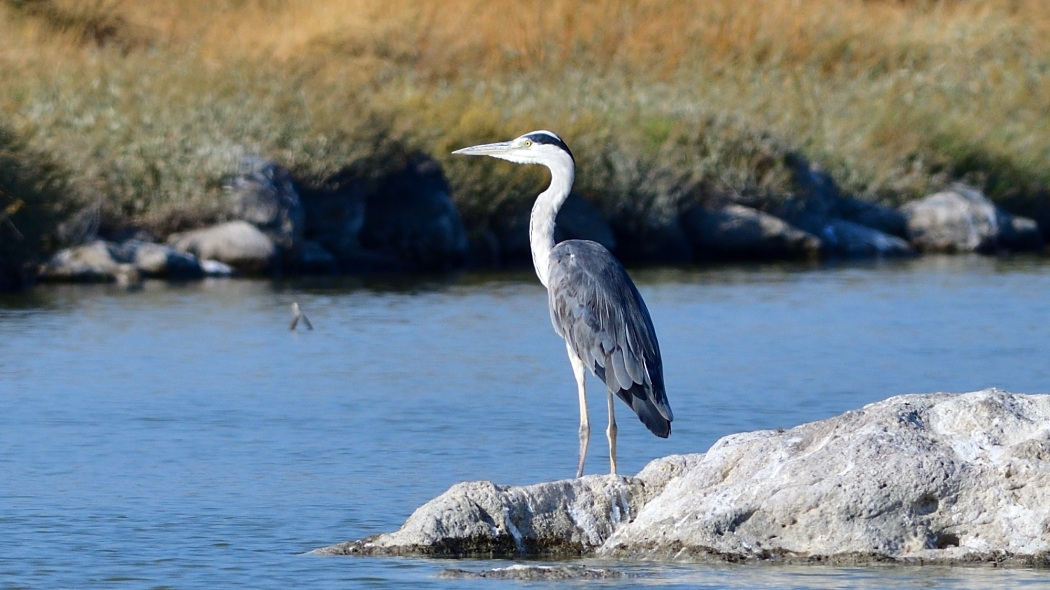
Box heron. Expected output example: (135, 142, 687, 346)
(453, 130, 673, 478)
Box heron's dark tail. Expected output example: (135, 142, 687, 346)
(614, 382, 672, 438)
(594, 365, 673, 437)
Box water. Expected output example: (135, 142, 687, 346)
(1, 255, 1049, 588)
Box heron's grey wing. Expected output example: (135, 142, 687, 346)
(547, 240, 673, 437)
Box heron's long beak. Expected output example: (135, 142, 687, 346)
(451, 141, 513, 156)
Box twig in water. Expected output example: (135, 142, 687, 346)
(289, 302, 313, 331)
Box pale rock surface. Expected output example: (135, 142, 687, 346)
(901, 184, 1042, 253)
(168, 221, 277, 274)
(317, 476, 646, 558)
(318, 389, 1050, 565)
(38, 240, 137, 283)
(200, 259, 235, 277)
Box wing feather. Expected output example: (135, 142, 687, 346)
(547, 239, 673, 436)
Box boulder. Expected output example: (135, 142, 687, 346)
(836, 197, 909, 238)
(555, 194, 617, 252)
(816, 218, 915, 258)
(200, 259, 235, 277)
(681, 204, 821, 261)
(998, 213, 1044, 253)
(38, 240, 135, 283)
(112, 240, 203, 279)
(602, 389, 1050, 564)
(286, 239, 338, 274)
(489, 194, 618, 266)
(38, 239, 205, 282)
(227, 157, 304, 254)
(318, 389, 1050, 566)
(778, 153, 913, 253)
(610, 207, 693, 265)
(298, 175, 367, 265)
(360, 154, 469, 271)
(901, 185, 1043, 253)
(168, 221, 277, 274)
(317, 476, 647, 558)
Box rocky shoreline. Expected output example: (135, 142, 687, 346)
(316, 389, 1050, 567)
(28, 152, 1046, 288)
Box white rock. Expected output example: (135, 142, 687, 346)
(318, 389, 1050, 566)
(199, 259, 235, 277)
(38, 240, 124, 282)
(901, 184, 1042, 253)
(168, 221, 276, 274)
(316, 476, 645, 558)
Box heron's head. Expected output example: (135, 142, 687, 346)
(452, 130, 574, 167)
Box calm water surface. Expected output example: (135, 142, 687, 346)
(1, 255, 1049, 588)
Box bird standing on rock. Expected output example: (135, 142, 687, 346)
(453, 130, 673, 478)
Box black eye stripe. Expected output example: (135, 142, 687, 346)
(524, 132, 574, 162)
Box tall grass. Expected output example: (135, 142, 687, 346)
(0, 124, 77, 287)
(1, 0, 1048, 241)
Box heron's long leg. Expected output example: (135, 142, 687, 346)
(606, 389, 618, 475)
(567, 343, 589, 478)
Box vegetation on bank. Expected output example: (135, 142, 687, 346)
(0, 125, 77, 288)
(1, 0, 1048, 266)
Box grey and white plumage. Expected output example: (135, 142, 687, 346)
(453, 130, 673, 477)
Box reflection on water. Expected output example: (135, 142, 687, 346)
(1, 255, 1048, 588)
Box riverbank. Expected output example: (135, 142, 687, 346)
(2, 1, 1049, 287)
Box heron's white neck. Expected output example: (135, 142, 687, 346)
(529, 152, 575, 289)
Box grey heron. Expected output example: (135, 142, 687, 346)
(453, 130, 673, 478)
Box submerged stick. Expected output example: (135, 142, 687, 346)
(289, 302, 313, 331)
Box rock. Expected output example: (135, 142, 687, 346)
(360, 154, 469, 271)
(836, 197, 909, 238)
(780, 153, 912, 252)
(901, 184, 1043, 253)
(200, 259, 235, 277)
(681, 204, 821, 261)
(1034, 202, 1050, 246)
(38, 239, 205, 282)
(601, 389, 1050, 565)
(998, 214, 1044, 253)
(227, 157, 304, 254)
(38, 240, 127, 283)
(611, 207, 693, 265)
(113, 240, 203, 279)
(438, 564, 630, 580)
(168, 221, 277, 274)
(555, 194, 617, 252)
(290, 240, 338, 274)
(489, 194, 618, 266)
(816, 219, 915, 258)
(785, 154, 841, 219)
(319, 389, 1050, 566)
(298, 174, 367, 265)
(315, 476, 646, 558)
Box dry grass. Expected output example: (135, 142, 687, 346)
(1, 0, 1048, 243)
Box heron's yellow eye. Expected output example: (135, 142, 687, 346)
(523, 139, 532, 147)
